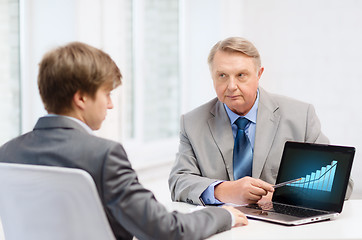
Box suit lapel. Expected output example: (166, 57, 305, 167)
(253, 88, 280, 178)
(208, 100, 235, 180)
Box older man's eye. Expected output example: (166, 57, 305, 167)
(219, 73, 226, 77)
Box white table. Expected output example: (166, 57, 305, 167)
(1, 199, 360, 240)
(165, 199, 362, 240)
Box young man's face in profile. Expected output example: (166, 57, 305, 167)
(82, 84, 114, 130)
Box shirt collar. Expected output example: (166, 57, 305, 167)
(224, 89, 259, 125)
(45, 114, 94, 135)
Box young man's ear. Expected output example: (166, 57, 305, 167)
(73, 90, 87, 110)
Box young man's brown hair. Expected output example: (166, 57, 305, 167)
(38, 42, 122, 114)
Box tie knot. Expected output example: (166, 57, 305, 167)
(235, 117, 249, 130)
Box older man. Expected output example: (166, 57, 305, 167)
(169, 37, 353, 206)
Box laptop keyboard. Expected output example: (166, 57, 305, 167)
(246, 202, 328, 218)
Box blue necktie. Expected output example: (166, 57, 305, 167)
(233, 117, 253, 180)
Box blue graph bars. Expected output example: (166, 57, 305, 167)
(287, 160, 337, 192)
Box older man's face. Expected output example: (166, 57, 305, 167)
(211, 50, 263, 116)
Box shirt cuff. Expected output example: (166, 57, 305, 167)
(200, 180, 224, 205)
(225, 208, 236, 227)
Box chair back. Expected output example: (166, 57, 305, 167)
(0, 163, 115, 240)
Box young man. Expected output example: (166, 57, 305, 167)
(0, 42, 247, 240)
(168, 37, 353, 206)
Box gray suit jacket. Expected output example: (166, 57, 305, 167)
(0, 116, 232, 240)
(169, 88, 353, 205)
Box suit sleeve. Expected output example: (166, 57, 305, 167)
(305, 104, 329, 143)
(101, 143, 231, 240)
(168, 115, 220, 205)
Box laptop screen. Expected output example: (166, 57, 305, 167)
(273, 141, 355, 213)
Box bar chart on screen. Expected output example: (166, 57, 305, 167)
(287, 160, 337, 192)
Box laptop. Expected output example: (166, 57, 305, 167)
(236, 141, 355, 225)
